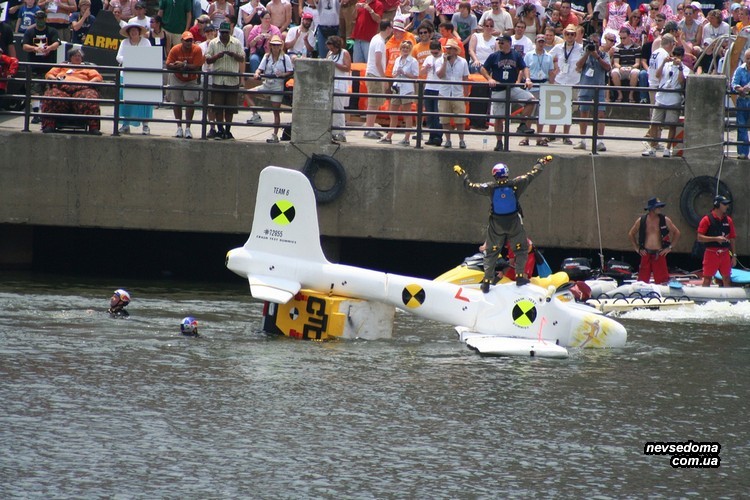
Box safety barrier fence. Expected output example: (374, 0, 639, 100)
(0, 61, 699, 155)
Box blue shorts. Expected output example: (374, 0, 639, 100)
(578, 89, 607, 113)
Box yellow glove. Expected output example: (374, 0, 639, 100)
(538, 155, 553, 165)
(453, 165, 465, 176)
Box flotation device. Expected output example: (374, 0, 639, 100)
(302, 154, 347, 204)
(679, 176, 733, 228)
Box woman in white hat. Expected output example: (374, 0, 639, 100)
(116, 22, 154, 135)
(248, 34, 293, 143)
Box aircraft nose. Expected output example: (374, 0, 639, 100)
(601, 316, 627, 347)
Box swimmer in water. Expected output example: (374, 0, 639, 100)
(180, 316, 199, 337)
(108, 289, 131, 318)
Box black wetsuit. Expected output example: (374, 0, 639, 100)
(461, 160, 546, 283)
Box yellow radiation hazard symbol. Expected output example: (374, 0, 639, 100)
(512, 299, 537, 327)
(270, 200, 295, 226)
(402, 284, 426, 308)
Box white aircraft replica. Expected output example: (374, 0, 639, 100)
(226, 166, 628, 358)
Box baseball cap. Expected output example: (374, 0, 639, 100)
(219, 22, 231, 32)
(536, 34, 545, 41)
(35, 10, 47, 18)
(393, 19, 406, 31)
(302, 12, 314, 19)
(204, 24, 217, 32)
(181, 31, 194, 40)
(497, 34, 512, 43)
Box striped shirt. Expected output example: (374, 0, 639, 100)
(205, 36, 244, 86)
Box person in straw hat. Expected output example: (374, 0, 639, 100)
(117, 20, 154, 135)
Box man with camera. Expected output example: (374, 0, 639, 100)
(574, 32, 610, 152)
(642, 45, 689, 157)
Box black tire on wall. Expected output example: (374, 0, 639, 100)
(679, 176, 733, 228)
(302, 154, 346, 204)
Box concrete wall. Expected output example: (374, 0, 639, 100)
(1, 130, 747, 255)
(0, 62, 746, 259)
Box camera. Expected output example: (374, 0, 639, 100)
(391, 83, 400, 94)
(585, 41, 597, 51)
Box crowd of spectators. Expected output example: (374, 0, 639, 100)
(1, 0, 749, 152)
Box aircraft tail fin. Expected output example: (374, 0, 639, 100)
(244, 166, 328, 264)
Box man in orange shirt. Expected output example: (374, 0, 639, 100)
(438, 21, 465, 58)
(385, 18, 415, 77)
(166, 31, 205, 138)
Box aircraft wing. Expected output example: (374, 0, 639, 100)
(248, 276, 301, 304)
(458, 329, 569, 359)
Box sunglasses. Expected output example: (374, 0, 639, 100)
(418, 30, 429, 34)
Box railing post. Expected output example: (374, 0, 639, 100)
(113, 66, 122, 136)
(23, 63, 32, 132)
(414, 80, 424, 149)
(200, 69, 210, 140)
(592, 85, 599, 156)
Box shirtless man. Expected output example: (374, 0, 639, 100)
(628, 197, 681, 284)
(266, 0, 292, 34)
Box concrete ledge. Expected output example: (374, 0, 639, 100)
(0, 130, 746, 255)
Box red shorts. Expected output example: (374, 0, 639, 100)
(638, 253, 669, 284)
(703, 248, 732, 278)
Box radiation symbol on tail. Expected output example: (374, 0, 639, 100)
(512, 299, 537, 328)
(270, 200, 295, 226)
(402, 284, 425, 308)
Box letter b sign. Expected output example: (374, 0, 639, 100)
(539, 85, 572, 125)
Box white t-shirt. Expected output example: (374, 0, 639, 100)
(422, 54, 443, 92)
(285, 25, 315, 55)
(471, 32, 497, 66)
(366, 33, 387, 77)
(392, 55, 419, 95)
(549, 42, 584, 85)
(478, 10, 514, 34)
(510, 35, 534, 58)
(648, 47, 669, 87)
(655, 61, 689, 106)
(436, 55, 469, 97)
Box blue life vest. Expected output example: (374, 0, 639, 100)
(492, 185, 518, 215)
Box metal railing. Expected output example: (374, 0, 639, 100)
(0, 60, 689, 154)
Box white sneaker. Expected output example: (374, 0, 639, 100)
(142, 125, 150, 135)
(655, 143, 665, 151)
(573, 140, 586, 150)
(184, 128, 193, 139)
(175, 127, 184, 138)
(641, 147, 655, 157)
(663, 148, 672, 158)
(247, 112, 262, 124)
(266, 134, 279, 143)
(596, 141, 606, 152)
(119, 125, 130, 134)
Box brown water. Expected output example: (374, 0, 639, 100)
(1, 272, 748, 498)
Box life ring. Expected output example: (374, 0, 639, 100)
(302, 154, 346, 204)
(679, 176, 733, 228)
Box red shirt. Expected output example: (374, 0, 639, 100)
(560, 13, 579, 27)
(189, 25, 207, 43)
(352, 0, 385, 42)
(697, 211, 736, 239)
